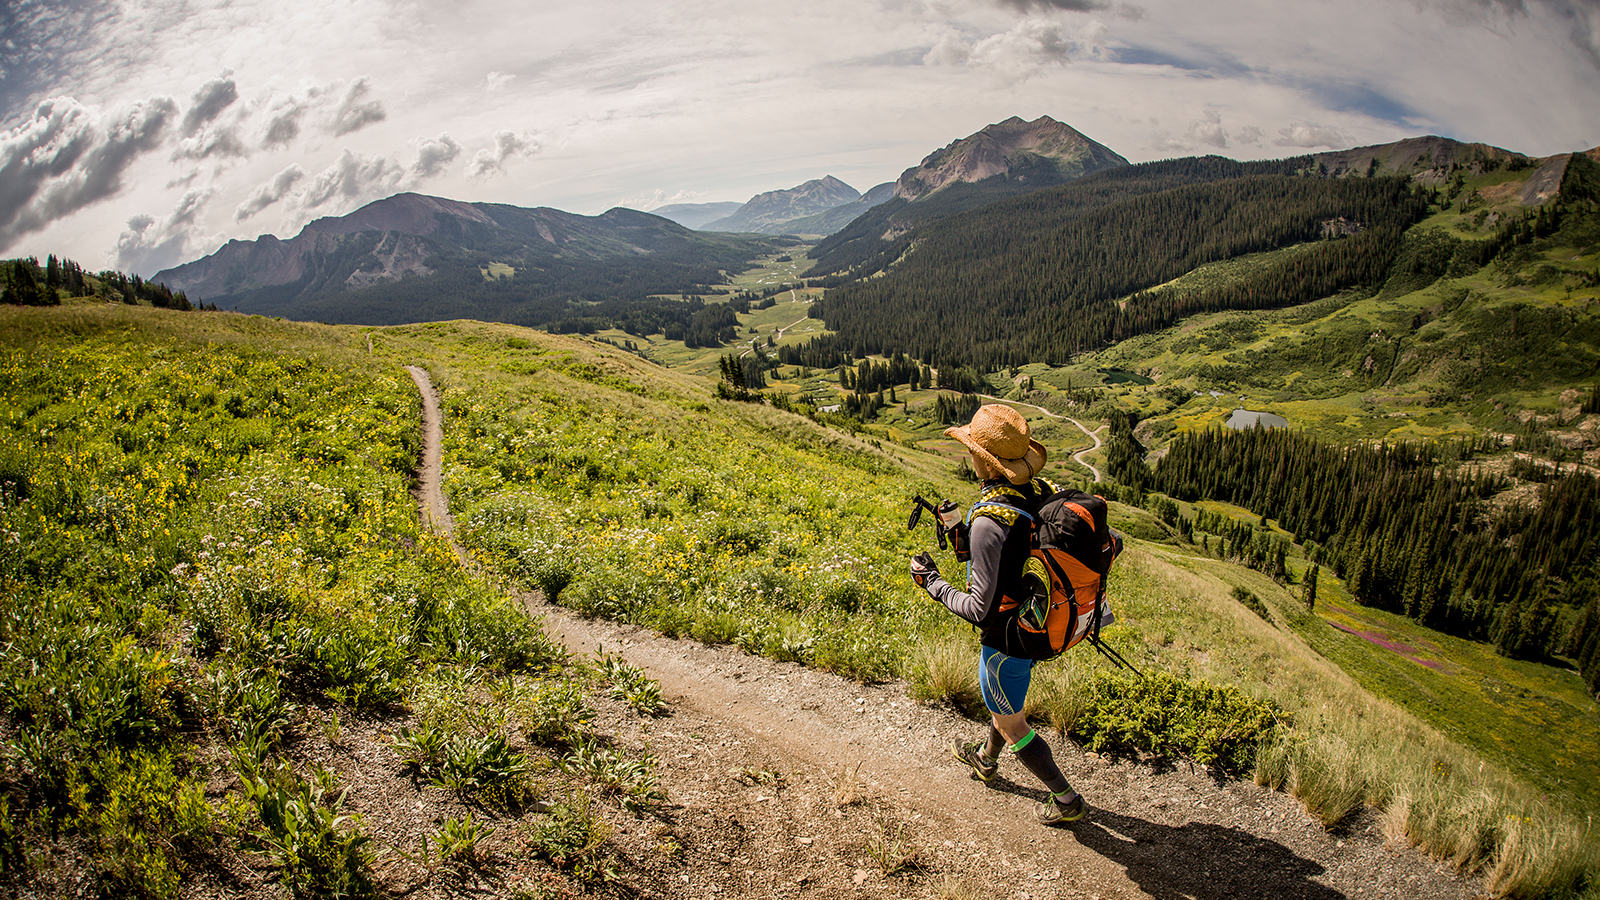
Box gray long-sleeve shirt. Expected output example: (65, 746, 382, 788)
(922, 514, 1010, 626)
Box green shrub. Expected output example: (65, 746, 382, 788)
(812, 618, 898, 683)
(1068, 670, 1281, 774)
(688, 607, 742, 645)
(1230, 585, 1272, 621)
(562, 574, 643, 622)
(79, 749, 212, 900)
(763, 618, 816, 664)
(432, 587, 567, 673)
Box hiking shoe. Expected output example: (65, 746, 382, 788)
(1037, 791, 1087, 825)
(952, 740, 999, 781)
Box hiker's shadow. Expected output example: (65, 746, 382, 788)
(1065, 807, 1346, 900)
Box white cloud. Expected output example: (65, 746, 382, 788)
(181, 73, 239, 136)
(260, 97, 308, 149)
(617, 188, 711, 211)
(251, 77, 389, 150)
(1275, 122, 1347, 148)
(329, 76, 387, 136)
(299, 149, 405, 210)
(410, 133, 462, 180)
(991, 0, 1144, 18)
(1185, 110, 1228, 148)
(0, 94, 176, 253)
(467, 130, 542, 179)
(115, 188, 220, 276)
(234, 164, 306, 221)
(2, 0, 1596, 271)
(924, 16, 1111, 81)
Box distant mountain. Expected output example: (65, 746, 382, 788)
(788, 136, 1600, 373)
(776, 182, 897, 236)
(894, 115, 1128, 201)
(647, 201, 744, 229)
(702, 176, 863, 234)
(154, 192, 781, 326)
(1307, 135, 1529, 179)
(806, 115, 1130, 277)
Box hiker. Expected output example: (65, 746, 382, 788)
(909, 403, 1088, 825)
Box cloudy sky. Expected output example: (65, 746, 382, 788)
(3, 0, 1597, 277)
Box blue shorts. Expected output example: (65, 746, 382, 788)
(978, 645, 1034, 716)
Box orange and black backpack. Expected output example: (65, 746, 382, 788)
(971, 482, 1123, 662)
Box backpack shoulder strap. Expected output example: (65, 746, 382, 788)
(967, 482, 1032, 528)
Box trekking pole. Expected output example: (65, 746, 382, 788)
(1086, 633, 1145, 678)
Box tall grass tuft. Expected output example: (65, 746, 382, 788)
(1286, 732, 1369, 829)
(907, 637, 981, 716)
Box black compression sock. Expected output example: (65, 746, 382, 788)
(983, 724, 1005, 760)
(1010, 730, 1071, 795)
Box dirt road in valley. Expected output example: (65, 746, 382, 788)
(406, 366, 1483, 900)
(979, 394, 1106, 483)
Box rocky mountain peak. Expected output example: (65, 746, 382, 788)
(702, 176, 862, 232)
(894, 115, 1128, 201)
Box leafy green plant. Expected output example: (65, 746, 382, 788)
(434, 811, 496, 868)
(595, 652, 666, 716)
(436, 732, 531, 793)
(516, 678, 592, 747)
(392, 722, 449, 778)
(237, 760, 376, 900)
(202, 664, 290, 748)
(526, 794, 616, 883)
(395, 722, 531, 795)
(559, 738, 667, 812)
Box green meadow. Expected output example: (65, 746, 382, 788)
(3, 224, 1598, 900)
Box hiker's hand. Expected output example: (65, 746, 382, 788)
(910, 552, 940, 589)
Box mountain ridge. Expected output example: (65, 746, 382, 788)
(702, 175, 863, 233)
(152, 192, 781, 325)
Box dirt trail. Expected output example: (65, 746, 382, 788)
(979, 394, 1106, 483)
(405, 366, 1483, 900)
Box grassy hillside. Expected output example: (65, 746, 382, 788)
(4, 212, 1598, 898)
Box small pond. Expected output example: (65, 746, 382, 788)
(1226, 409, 1289, 430)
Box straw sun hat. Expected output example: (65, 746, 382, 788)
(945, 404, 1047, 485)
